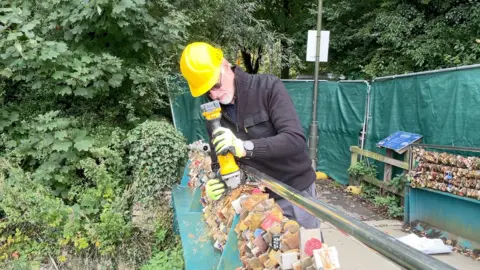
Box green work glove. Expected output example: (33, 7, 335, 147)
(205, 178, 226, 201)
(212, 127, 246, 158)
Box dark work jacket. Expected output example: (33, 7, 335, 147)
(206, 66, 316, 200)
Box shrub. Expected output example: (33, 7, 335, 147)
(126, 119, 188, 204)
(0, 111, 133, 267)
(0, 0, 189, 268)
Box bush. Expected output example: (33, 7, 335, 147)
(0, 114, 188, 268)
(347, 159, 377, 178)
(0, 0, 189, 127)
(140, 247, 184, 270)
(0, 112, 132, 266)
(0, 0, 189, 268)
(126, 119, 188, 204)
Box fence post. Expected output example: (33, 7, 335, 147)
(349, 151, 359, 186)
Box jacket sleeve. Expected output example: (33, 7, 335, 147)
(249, 78, 307, 158)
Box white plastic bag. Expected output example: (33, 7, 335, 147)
(397, 233, 453, 255)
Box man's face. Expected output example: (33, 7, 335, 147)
(208, 67, 235, 104)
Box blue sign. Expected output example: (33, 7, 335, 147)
(376, 131, 423, 153)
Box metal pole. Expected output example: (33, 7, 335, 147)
(373, 64, 480, 82)
(362, 82, 371, 154)
(166, 77, 178, 129)
(339, 80, 370, 151)
(269, 41, 273, 75)
(410, 143, 480, 153)
(242, 165, 456, 270)
(168, 96, 178, 129)
(308, 0, 324, 169)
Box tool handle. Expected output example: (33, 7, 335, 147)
(210, 120, 221, 131)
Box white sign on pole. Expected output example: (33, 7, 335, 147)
(306, 30, 330, 62)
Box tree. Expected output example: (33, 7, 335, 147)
(317, 0, 480, 79)
(180, 0, 296, 76)
(255, 0, 315, 78)
(1, 0, 190, 126)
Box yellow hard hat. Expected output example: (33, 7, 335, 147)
(180, 42, 224, 97)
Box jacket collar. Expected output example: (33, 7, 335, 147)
(233, 66, 251, 99)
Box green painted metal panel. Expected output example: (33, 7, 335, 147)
(176, 212, 222, 270)
(180, 160, 191, 186)
(172, 169, 243, 269)
(172, 184, 221, 270)
(217, 214, 242, 270)
(406, 187, 480, 248)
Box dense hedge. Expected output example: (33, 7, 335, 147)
(0, 1, 189, 268)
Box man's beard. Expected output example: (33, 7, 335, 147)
(219, 91, 233, 104)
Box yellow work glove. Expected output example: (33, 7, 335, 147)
(212, 127, 246, 158)
(205, 178, 226, 201)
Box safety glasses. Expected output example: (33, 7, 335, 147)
(209, 68, 223, 92)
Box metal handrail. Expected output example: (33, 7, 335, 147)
(242, 165, 456, 270)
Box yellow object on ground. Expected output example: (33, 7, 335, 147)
(346, 185, 362, 195)
(316, 171, 328, 180)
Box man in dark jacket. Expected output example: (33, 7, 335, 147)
(180, 42, 320, 229)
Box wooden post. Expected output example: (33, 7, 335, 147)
(403, 150, 410, 174)
(382, 149, 393, 195)
(400, 150, 410, 207)
(383, 149, 393, 183)
(348, 146, 409, 196)
(350, 151, 359, 186)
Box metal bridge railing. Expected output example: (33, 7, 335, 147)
(243, 165, 455, 270)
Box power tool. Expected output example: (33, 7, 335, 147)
(200, 100, 244, 189)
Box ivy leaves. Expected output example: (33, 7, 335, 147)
(126, 120, 188, 204)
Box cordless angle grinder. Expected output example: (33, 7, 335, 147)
(200, 100, 244, 189)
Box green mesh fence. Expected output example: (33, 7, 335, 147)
(171, 66, 480, 186)
(365, 67, 480, 179)
(170, 91, 209, 143)
(282, 81, 314, 136)
(317, 81, 368, 184)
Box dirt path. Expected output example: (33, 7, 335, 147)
(315, 179, 390, 221)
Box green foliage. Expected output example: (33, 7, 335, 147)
(181, 0, 297, 77)
(359, 182, 404, 219)
(0, 0, 193, 267)
(126, 119, 188, 204)
(254, 0, 316, 77)
(0, 0, 189, 126)
(138, 203, 184, 270)
(373, 194, 404, 218)
(185, 0, 480, 78)
(0, 0, 193, 268)
(360, 182, 380, 201)
(0, 112, 187, 267)
(348, 159, 377, 177)
(0, 113, 133, 262)
(0, 160, 66, 266)
(388, 173, 408, 190)
(319, 0, 480, 78)
(140, 246, 184, 270)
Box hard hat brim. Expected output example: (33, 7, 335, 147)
(189, 67, 221, 97)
